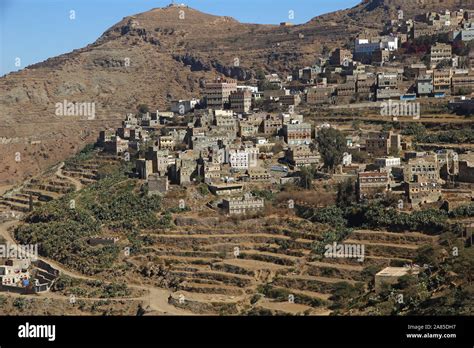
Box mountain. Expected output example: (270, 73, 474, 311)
(0, 1, 473, 185)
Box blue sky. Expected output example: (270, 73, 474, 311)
(0, 0, 360, 76)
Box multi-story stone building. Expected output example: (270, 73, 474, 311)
(262, 114, 282, 135)
(365, 131, 401, 156)
(238, 120, 259, 137)
(205, 78, 238, 109)
(336, 81, 357, 97)
(145, 148, 170, 175)
(451, 71, 474, 95)
(405, 174, 442, 206)
(330, 48, 353, 66)
(103, 136, 129, 156)
(222, 194, 265, 215)
(136, 159, 154, 180)
(203, 161, 222, 183)
(403, 153, 439, 182)
(158, 135, 175, 150)
(285, 145, 320, 168)
(357, 171, 390, 200)
(173, 158, 196, 185)
(306, 86, 334, 105)
(430, 43, 452, 68)
(283, 122, 312, 146)
(433, 69, 452, 94)
(230, 89, 252, 114)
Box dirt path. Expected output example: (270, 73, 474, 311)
(55, 162, 83, 191)
(0, 220, 193, 315)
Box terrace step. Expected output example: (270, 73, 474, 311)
(169, 270, 254, 287)
(178, 282, 245, 296)
(212, 259, 289, 278)
(344, 239, 418, 259)
(351, 230, 436, 244)
(273, 274, 362, 294)
(306, 261, 365, 281)
(322, 255, 412, 267)
(239, 250, 301, 266)
(0, 200, 31, 212)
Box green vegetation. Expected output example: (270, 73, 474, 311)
(317, 128, 348, 172)
(251, 189, 275, 201)
(52, 275, 132, 298)
(449, 203, 474, 218)
(15, 169, 164, 274)
(298, 200, 454, 236)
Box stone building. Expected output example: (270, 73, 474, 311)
(147, 174, 169, 196)
(262, 114, 282, 135)
(285, 145, 320, 168)
(205, 78, 238, 109)
(357, 171, 390, 200)
(405, 175, 442, 206)
(330, 48, 353, 66)
(433, 69, 452, 94)
(430, 43, 452, 68)
(222, 194, 265, 215)
(230, 89, 252, 114)
(136, 159, 153, 180)
(283, 122, 312, 146)
(403, 153, 439, 182)
(365, 131, 401, 156)
(306, 87, 334, 105)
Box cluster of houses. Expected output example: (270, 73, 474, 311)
(98, 98, 474, 215)
(96, 7, 473, 216)
(287, 9, 474, 105)
(0, 257, 59, 294)
(356, 137, 474, 211)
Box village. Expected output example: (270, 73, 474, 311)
(0, 5, 472, 316)
(96, 7, 474, 216)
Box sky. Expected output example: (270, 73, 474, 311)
(0, 0, 360, 76)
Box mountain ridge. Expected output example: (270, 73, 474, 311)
(1, 0, 473, 184)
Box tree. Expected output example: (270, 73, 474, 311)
(336, 179, 356, 207)
(299, 165, 316, 190)
(317, 128, 347, 172)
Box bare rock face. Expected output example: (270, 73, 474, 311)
(1, 1, 473, 184)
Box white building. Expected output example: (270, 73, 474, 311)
(342, 152, 352, 166)
(228, 149, 249, 170)
(375, 157, 401, 168)
(227, 146, 259, 170)
(355, 37, 398, 54)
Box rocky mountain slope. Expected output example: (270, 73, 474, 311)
(1, 0, 473, 185)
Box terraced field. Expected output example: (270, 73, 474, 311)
(131, 221, 437, 315)
(0, 151, 118, 216)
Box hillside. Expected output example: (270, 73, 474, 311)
(1, 0, 474, 185)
